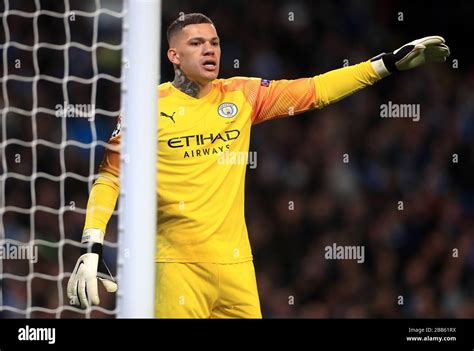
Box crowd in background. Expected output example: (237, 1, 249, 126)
(1, 0, 473, 318)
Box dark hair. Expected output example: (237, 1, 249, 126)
(166, 13, 214, 45)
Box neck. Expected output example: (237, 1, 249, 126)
(172, 68, 212, 98)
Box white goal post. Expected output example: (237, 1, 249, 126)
(117, 0, 160, 318)
(0, 0, 160, 318)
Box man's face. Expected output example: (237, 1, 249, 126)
(168, 23, 221, 84)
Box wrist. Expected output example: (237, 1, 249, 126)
(81, 228, 104, 255)
(370, 55, 392, 78)
(82, 228, 104, 245)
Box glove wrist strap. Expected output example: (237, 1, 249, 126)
(81, 229, 105, 256)
(82, 228, 104, 244)
(370, 57, 391, 78)
(80, 242, 103, 256)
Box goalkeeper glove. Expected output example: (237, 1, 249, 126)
(370, 36, 450, 77)
(67, 229, 117, 309)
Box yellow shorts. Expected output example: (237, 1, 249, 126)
(154, 261, 262, 318)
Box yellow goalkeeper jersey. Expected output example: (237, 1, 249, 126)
(91, 61, 381, 263)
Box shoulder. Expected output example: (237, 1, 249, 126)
(212, 77, 263, 93)
(158, 82, 173, 98)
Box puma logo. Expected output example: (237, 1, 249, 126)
(160, 111, 176, 123)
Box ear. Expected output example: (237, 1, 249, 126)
(167, 48, 180, 66)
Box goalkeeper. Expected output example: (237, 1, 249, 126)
(67, 13, 450, 318)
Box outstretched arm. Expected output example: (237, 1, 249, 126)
(251, 36, 450, 125)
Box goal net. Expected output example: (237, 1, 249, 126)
(0, 0, 125, 318)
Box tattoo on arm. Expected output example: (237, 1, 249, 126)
(172, 68, 200, 98)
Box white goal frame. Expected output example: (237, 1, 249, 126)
(117, 0, 160, 318)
